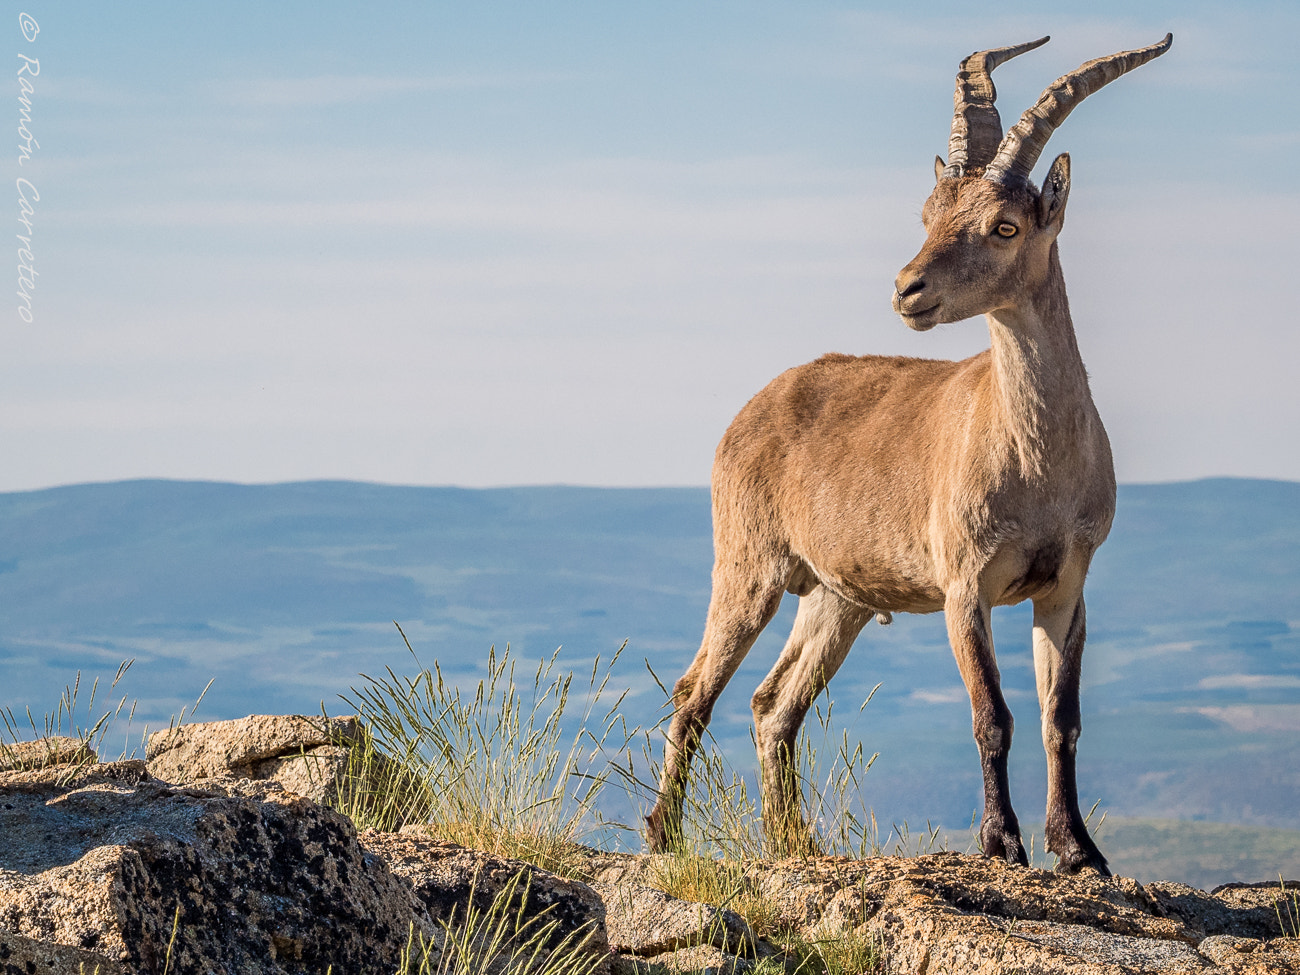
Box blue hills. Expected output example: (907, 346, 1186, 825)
(0, 477, 1296, 883)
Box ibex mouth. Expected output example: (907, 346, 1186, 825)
(898, 304, 941, 331)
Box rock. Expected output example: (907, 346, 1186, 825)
(999, 918, 1208, 971)
(145, 714, 364, 806)
(1199, 935, 1300, 973)
(1147, 880, 1291, 941)
(608, 955, 660, 975)
(592, 881, 754, 957)
(0, 927, 125, 975)
(641, 943, 763, 973)
(6, 726, 1299, 975)
(363, 830, 610, 972)
(585, 850, 662, 887)
(742, 851, 1298, 975)
(0, 761, 425, 974)
(0, 757, 149, 797)
(586, 848, 1299, 975)
(0, 735, 95, 772)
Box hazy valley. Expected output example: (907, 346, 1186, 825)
(0, 477, 1296, 889)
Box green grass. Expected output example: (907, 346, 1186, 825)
(1276, 878, 1299, 940)
(1, 660, 134, 753)
(0, 660, 140, 782)
(333, 625, 636, 879)
(598, 668, 889, 973)
(398, 868, 607, 975)
(617, 672, 886, 863)
(328, 632, 889, 971)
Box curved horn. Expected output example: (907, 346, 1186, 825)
(983, 33, 1173, 187)
(944, 36, 1050, 178)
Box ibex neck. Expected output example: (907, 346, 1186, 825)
(983, 265, 1095, 480)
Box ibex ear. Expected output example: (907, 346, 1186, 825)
(934, 155, 946, 183)
(1039, 153, 1070, 228)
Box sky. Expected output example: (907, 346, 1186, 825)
(4, 1, 1298, 491)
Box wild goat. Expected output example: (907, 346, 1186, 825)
(646, 34, 1172, 875)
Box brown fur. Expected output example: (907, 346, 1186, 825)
(646, 149, 1119, 876)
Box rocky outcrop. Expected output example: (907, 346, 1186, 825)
(730, 851, 1299, 974)
(363, 830, 610, 965)
(145, 714, 365, 806)
(580, 850, 1299, 973)
(0, 761, 424, 974)
(0, 749, 609, 975)
(3, 724, 1297, 974)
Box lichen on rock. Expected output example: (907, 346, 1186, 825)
(4, 725, 1298, 975)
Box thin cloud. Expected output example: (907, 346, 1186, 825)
(911, 687, 968, 705)
(1199, 675, 1300, 691)
(1193, 705, 1300, 734)
(215, 71, 578, 108)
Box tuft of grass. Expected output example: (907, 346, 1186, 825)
(335, 625, 636, 879)
(611, 668, 894, 974)
(1276, 877, 1299, 940)
(621, 670, 883, 863)
(876, 817, 949, 858)
(646, 851, 882, 972)
(633, 705, 890, 972)
(398, 867, 607, 975)
(0, 659, 218, 783)
(793, 689, 883, 860)
(327, 720, 439, 834)
(1, 660, 140, 778)
(787, 926, 886, 975)
(649, 849, 780, 947)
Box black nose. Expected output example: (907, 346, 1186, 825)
(895, 276, 926, 299)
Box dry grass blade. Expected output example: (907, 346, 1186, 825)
(1276, 877, 1299, 939)
(334, 625, 637, 879)
(397, 868, 607, 975)
(0, 659, 141, 778)
(617, 668, 882, 863)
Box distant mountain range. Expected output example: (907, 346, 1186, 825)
(1, 478, 1296, 884)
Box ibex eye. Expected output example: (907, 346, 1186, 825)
(996, 222, 1018, 238)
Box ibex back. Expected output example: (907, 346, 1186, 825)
(646, 34, 1172, 875)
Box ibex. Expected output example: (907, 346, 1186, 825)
(646, 34, 1172, 874)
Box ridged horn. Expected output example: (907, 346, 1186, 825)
(944, 36, 1050, 179)
(983, 33, 1173, 187)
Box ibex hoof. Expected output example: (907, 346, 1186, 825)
(1054, 845, 1111, 877)
(982, 824, 1029, 868)
(645, 806, 681, 854)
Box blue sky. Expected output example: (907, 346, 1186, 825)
(5, 1, 1297, 490)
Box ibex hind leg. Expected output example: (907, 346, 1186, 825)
(751, 587, 874, 857)
(646, 562, 787, 853)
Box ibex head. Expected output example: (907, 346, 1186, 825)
(893, 34, 1172, 332)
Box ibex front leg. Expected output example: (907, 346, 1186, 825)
(1033, 591, 1109, 875)
(946, 588, 1027, 866)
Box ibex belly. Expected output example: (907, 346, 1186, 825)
(789, 537, 947, 615)
(790, 508, 1088, 613)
